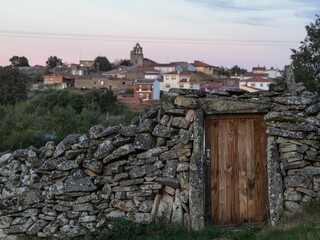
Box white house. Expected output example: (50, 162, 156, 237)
(266, 67, 281, 79)
(162, 71, 191, 92)
(240, 76, 274, 91)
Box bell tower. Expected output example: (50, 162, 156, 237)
(130, 43, 144, 66)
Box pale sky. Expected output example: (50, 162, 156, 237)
(0, 0, 319, 70)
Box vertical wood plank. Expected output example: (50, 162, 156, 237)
(254, 116, 267, 222)
(218, 119, 227, 224)
(246, 118, 256, 222)
(238, 118, 248, 223)
(211, 118, 219, 223)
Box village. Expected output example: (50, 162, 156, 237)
(42, 43, 281, 106)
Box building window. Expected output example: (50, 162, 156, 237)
(179, 84, 184, 88)
(138, 85, 142, 91)
(165, 76, 169, 80)
(260, 83, 263, 87)
(251, 83, 256, 87)
(101, 81, 104, 85)
(165, 83, 170, 88)
(172, 76, 176, 80)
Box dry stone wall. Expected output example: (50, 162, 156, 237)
(1, 82, 320, 238)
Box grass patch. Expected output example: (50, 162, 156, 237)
(92, 200, 320, 240)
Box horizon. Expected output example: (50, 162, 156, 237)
(0, 0, 319, 70)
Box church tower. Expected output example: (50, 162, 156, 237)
(130, 43, 144, 66)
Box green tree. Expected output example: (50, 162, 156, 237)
(291, 14, 320, 91)
(46, 56, 63, 68)
(9, 56, 30, 67)
(119, 59, 132, 66)
(0, 67, 28, 105)
(230, 65, 247, 76)
(94, 56, 112, 72)
(219, 66, 230, 77)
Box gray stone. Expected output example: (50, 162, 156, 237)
(284, 175, 311, 188)
(177, 162, 190, 172)
(162, 160, 178, 178)
(177, 172, 189, 189)
(152, 124, 176, 138)
(0, 216, 13, 229)
(284, 201, 302, 213)
(98, 126, 120, 138)
(171, 117, 191, 130)
(174, 95, 203, 109)
(296, 187, 317, 197)
(267, 126, 305, 139)
(172, 189, 184, 224)
(119, 125, 137, 137)
(160, 149, 191, 160)
(113, 135, 133, 147)
(297, 144, 309, 153)
(180, 129, 191, 144)
(139, 200, 154, 213)
(305, 102, 320, 115)
(54, 141, 70, 158)
(134, 133, 156, 150)
(155, 177, 179, 188)
(279, 143, 297, 153)
(94, 139, 114, 159)
(138, 118, 157, 133)
(89, 125, 105, 139)
(106, 210, 126, 218)
(0, 153, 12, 164)
(64, 177, 97, 192)
(83, 159, 103, 173)
(276, 122, 317, 132)
(101, 183, 112, 200)
(284, 189, 302, 201)
(135, 213, 151, 223)
(112, 200, 136, 212)
(280, 151, 303, 163)
(56, 160, 79, 171)
(120, 178, 144, 186)
(17, 190, 44, 205)
(137, 147, 168, 159)
(103, 144, 136, 163)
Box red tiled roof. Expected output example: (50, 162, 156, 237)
(192, 60, 213, 68)
(252, 66, 266, 71)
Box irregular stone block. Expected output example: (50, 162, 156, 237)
(153, 124, 176, 138)
(64, 177, 96, 192)
(103, 144, 136, 163)
(56, 160, 79, 171)
(89, 125, 105, 140)
(160, 149, 191, 160)
(171, 117, 191, 130)
(134, 133, 156, 150)
(136, 147, 168, 159)
(83, 159, 103, 173)
(162, 160, 178, 178)
(94, 140, 114, 159)
(284, 175, 311, 188)
(284, 189, 302, 201)
(138, 118, 157, 133)
(119, 125, 137, 137)
(155, 177, 179, 188)
(267, 126, 305, 139)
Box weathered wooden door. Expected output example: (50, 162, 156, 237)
(205, 114, 267, 225)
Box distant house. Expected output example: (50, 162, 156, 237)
(170, 61, 196, 72)
(162, 71, 192, 92)
(242, 72, 268, 80)
(134, 79, 160, 101)
(252, 66, 266, 74)
(266, 67, 281, 79)
(43, 72, 75, 89)
(179, 79, 200, 90)
(103, 66, 135, 79)
(153, 63, 177, 74)
(240, 76, 273, 90)
(75, 75, 133, 91)
(192, 60, 220, 75)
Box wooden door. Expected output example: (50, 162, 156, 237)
(205, 114, 267, 225)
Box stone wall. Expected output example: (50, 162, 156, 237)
(1, 83, 320, 238)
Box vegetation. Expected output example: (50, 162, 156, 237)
(46, 55, 63, 68)
(291, 14, 320, 91)
(0, 89, 137, 152)
(94, 56, 112, 72)
(0, 66, 28, 105)
(9, 56, 30, 67)
(91, 200, 320, 240)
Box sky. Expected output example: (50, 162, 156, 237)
(0, 0, 319, 70)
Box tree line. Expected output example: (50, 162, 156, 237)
(0, 89, 136, 152)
